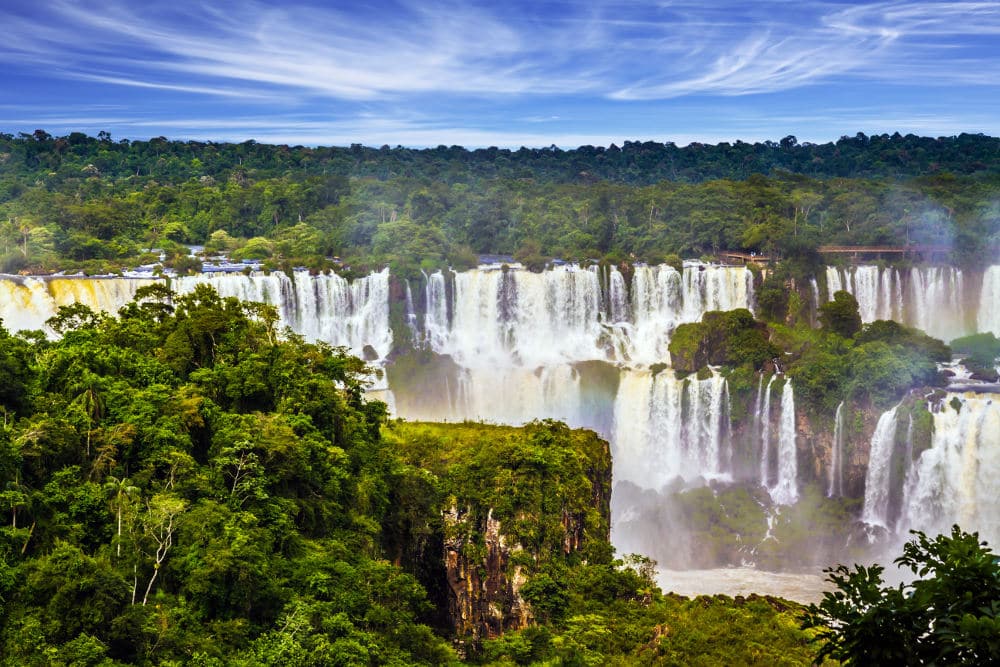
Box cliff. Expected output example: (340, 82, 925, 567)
(381, 420, 613, 645)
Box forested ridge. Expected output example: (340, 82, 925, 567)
(1, 131, 998, 276)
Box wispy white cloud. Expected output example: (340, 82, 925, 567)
(3, 0, 596, 101)
(3, 0, 998, 105)
(2, 0, 1000, 146)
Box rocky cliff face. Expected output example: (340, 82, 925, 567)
(443, 507, 532, 640)
(382, 421, 613, 645)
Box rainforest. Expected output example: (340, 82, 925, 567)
(1, 131, 1000, 665)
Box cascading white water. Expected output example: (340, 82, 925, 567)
(828, 401, 846, 497)
(434, 265, 605, 366)
(861, 404, 901, 529)
(613, 368, 731, 490)
(685, 262, 755, 316)
(404, 279, 418, 341)
(759, 375, 776, 487)
(452, 364, 585, 427)
(809, 278, 819, 306)
(824, 265, 974, 340)
(422, 262, 753, 366)
(607, 267, 629, 323)
(423, 270, 450, 350)
(898, 393, 1000, 547)
(0, 270, 394, 359)
(825, 266, 899, 323)
(978, 265, 1000, 336)
(628, 265, 683, 363)
(0, 276, 158, 333)
(770, 380, 799, 505)
(5, 261, 1000, 580)
(908, 267, 965, 342)
(752, 374, 764, 448)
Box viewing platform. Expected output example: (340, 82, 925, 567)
(719, 251, 774, 265)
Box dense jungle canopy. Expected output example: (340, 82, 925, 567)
(1, 131, 998, 276)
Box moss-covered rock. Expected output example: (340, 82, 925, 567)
(668, 309, 778, 373)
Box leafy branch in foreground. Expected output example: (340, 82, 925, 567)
(802, 525, 1000, 665)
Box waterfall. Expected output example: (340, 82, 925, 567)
(613, 369, 731, 490)
(898, 393, 1000, 547)
(607, 266, 629, 323)
(978, 265, 1000, 336)
(433, 265, 604, 366)
(0, 270, 394, 359)
(424, 270, 450, 350)
(451, 364, 585, 427)
(404, 279, 418, 341)
(825, 266, 898, 323)
(908, 267, 965, 342)
(0, 276, 158, 334)
(629, 265, 683, 363)
(828, 401, 845, 497)
(823, 265, 972, 340)
(770, 380, 799, 505)
(759, 375, 776, 487)
(419, 262, 754, 367)
(680, 263, 754, 321)
(751, 374, 765, 446)
(861, 405, 901, 529)
(809, 277, 820, 324)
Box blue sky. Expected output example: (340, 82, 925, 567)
(2, 0, 1000, 148)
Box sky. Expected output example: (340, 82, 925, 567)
(2, 0, 1000, 148)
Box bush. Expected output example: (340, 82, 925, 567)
(803, 526, 1000, 665)
(950, 332, 1000, 367)
(668, 309, 778, 372)
(857, 320, 951, 362)
(818, 290, 861, 338)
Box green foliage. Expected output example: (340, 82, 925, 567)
(950, 332, 1000, 379)
(0, 287, 470, 664)
(3, 131, 998, 273)
(779, 319, 945, 414)
(3, 293, 776, 665)
(856, 320, 951, 362)
(818, 291, 862, 338)
(382, 420, 612, 580)
(804, 525, 1000, 665)
(669, 309, 778, 372)
(847, 340, 941, 408)
(951, 332, 1000, 364)
(482, 590, 831, 666)
(756, 273, 791, 323)
(0, 327, 35, 414)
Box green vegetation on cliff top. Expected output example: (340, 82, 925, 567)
(1, 131, 998, 276)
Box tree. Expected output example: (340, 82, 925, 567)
(818, 290, 862, 338)
(803, 526, 1000, 665)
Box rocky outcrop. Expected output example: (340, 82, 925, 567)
(443, 507, 531, 641)
(383, 421, 613, 645)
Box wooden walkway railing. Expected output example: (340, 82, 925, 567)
(719, 251, 773, 264)
(718, 245, 952, 265)
(817, 245, 951, 255)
